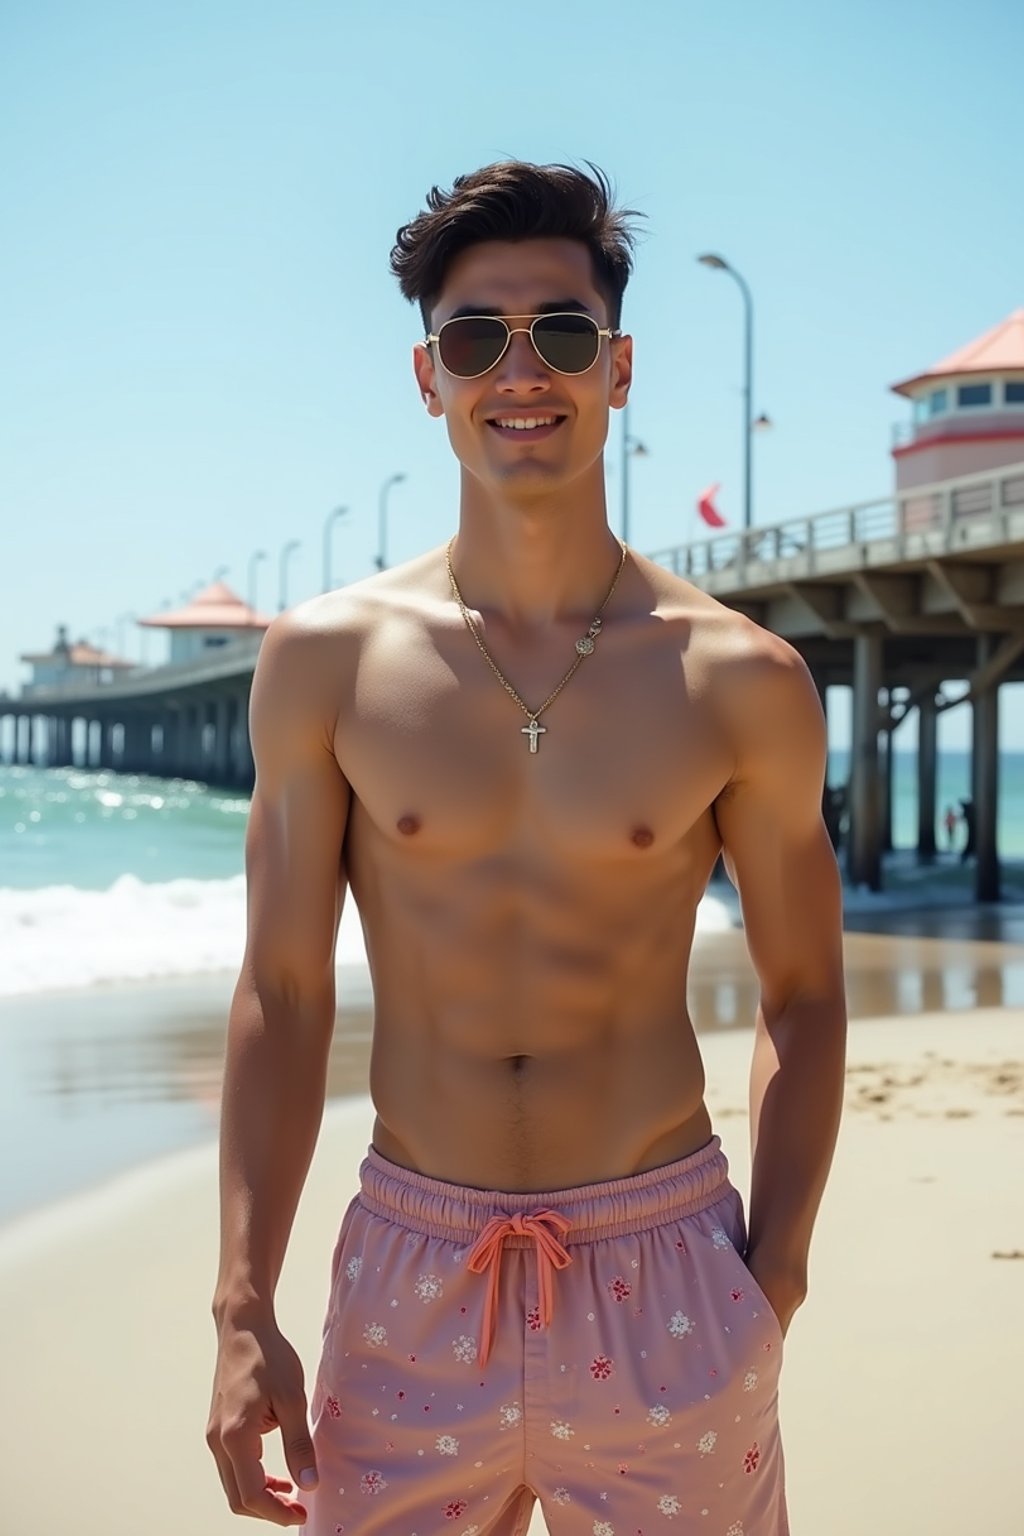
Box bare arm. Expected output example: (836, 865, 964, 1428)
(208, 607, 351, 1525)
(713, 632, 847, 1324)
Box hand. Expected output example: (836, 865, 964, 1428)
(207, 1313, 319, 1526)
(744, 1248, 807, 1340)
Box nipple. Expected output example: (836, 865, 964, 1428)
(397, 813, 421, 836)
(631, 826, 655, 849)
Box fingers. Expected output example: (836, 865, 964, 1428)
(210, 1442, 305, 1526)
(278, 1391, 319, 1497)
(206, 1333, 317, 1524)
(210, 1421, 310, 1527)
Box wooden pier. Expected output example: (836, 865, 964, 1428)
(3, 462, 1023, 902)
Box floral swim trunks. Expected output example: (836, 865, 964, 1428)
(306, 1135, 788, 1536)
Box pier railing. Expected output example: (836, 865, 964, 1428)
(19, 632, 265, 705)
(649, 460, 1024, 590)
(13, 463, 1024, 710)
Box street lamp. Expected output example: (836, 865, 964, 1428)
(278, 539, 302, 612)
(697, 253, 756, 531)
(116, 610, 137, 660)
(323, 505, 349, 593)
(619, 399, 649, 546)
(248, 549, 267, 612)
(155, 598, 174, 667)
(376, 473, 407, 572)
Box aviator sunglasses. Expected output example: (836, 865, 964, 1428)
(425, 312, 620, 380)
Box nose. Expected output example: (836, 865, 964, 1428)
(493, 327, 551, 394)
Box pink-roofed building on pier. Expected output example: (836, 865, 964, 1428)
(891, 307, 1024, 491)
(137, 582, 272, 668)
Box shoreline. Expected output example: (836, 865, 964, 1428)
(2, 867, 1023, 1008)
(3, 919, 1024, 1228)
(4, 1002, 1020, 1265)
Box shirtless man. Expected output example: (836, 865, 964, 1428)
(207, 161, 847, 1536)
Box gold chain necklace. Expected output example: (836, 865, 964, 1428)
(445, 536, 628, 753)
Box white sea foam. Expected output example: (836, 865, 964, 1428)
(0, 876, 734, 999)
(0, 874, 370, 998)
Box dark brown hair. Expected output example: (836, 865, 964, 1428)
(390, 160, 644, 331)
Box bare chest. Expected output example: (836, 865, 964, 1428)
(335, 618, 732, 865)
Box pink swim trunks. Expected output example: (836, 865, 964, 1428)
(307, 1135, 787, 1536)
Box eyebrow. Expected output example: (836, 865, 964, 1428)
(444, 298, 595, 321)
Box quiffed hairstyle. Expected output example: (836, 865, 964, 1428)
(390, 160, 644, 333)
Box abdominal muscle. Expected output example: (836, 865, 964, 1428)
(353, 843, 717, 1193)
(368, 1023, 714, 1194)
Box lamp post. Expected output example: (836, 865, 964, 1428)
(619, 400, 649, 546)
(278, 539, 302, 613)
(248, 549, 267, 612)
(323, 505, 349, 593)
(375, 473, 407, 571)
(115, 610, 136, 661)
(156, 598, 174, 666)
(697, 253, 755, 531)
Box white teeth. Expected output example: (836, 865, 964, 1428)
(493, 416, 558, 430)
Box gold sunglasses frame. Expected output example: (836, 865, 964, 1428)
(424, 312, 621, 380)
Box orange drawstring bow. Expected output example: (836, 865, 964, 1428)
(466, 1209, 573, 1367)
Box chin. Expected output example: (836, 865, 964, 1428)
(496, 464, 574, 496)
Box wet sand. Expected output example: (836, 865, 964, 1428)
(692, 924, 1024, 1024)
(2, 915, 1023, 1223)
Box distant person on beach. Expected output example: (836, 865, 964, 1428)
(959, 797, 976, 862)
(943, 803, 959, 851)
(207, 161, 848, 1535)
(823, 783, 845, 851)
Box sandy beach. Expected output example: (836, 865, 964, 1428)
(2, 1000, 1022, 1534)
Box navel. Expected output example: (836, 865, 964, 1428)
(397, 813, 421, 836)
(630, 825, 655, 849)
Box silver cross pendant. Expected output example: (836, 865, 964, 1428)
(521, 718, 547, 753)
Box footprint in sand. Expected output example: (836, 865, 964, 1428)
(846, 1055, 1024, 1119)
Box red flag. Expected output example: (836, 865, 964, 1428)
(697, 483, 727, 528)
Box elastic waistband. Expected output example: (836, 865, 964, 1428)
(357, 1136, 731, 1246)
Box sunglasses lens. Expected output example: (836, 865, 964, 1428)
(533, 314, 601, 373)
(438, 317, 508, 377)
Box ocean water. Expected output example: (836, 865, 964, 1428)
(0, 765, 731, 998)
(0, 765, 370, 997)
(1, 756, 1021, 1000)
(827, 748, 1024, 855)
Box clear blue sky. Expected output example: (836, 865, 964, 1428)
(2, 0, 1022, 749)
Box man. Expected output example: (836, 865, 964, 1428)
(207, 161, 847, 1535)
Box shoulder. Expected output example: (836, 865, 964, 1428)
(631, 551, 823, 765)
(258, 546, 449, 673)
(633, 550, 807, 686)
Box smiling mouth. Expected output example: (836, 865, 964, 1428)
(486, 415, 566, 441)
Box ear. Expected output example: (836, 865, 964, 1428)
(608, 333, 633, 412)
(413, 343, 446, 419)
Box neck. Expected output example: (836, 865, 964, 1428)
(451, 465, 625, 627)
